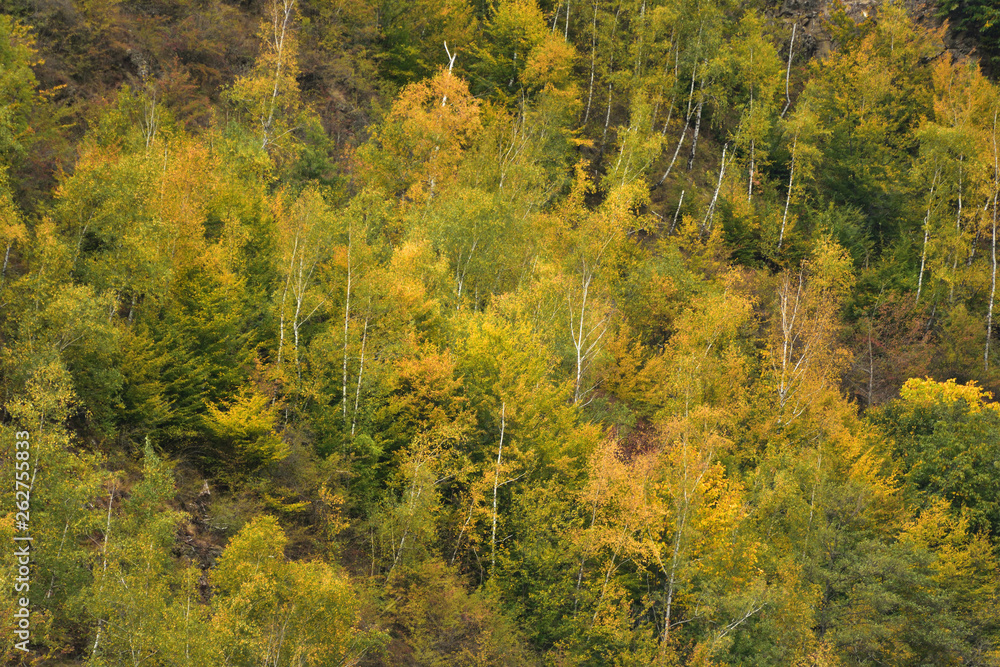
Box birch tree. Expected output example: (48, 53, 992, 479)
(769, 239, 853, 429)
(725, 12, 782, 203)
(273, 187, 335, 400)
(212, 515, 381, 666)
(986, 109, 999, 372)
(228, 0, 304, 157)
(355, 68, 481, 203)
(777, 104, 825, 251)
(83, 445, 221, 666)
(556, 164, 635, 405)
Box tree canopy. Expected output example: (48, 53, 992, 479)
(2, 0, 1000, 665)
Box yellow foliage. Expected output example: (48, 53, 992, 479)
(205, 387, 289, 467)
(212, 516, 375, 666)
(228, 0, 305, 157)
(523, 33, 577, 90)
(0, 168, 26, 256)
(898, 376, 1000, 414)
(358, 69, 482, 204)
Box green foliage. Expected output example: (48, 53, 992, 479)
(0, 15, 40, 167)
(6, 2, 1000, 664)
(82, 444, 220, 667)
(378, 0, 477, 84)
(874, 378, 1000, 539)
(800, 3, 943, 248)
(937, 0, 1000, 72)
(212, 515, 383, 666)
(2, 355, 108, 657)
(143, 268, 256, 447)
(380, 559, 536, 666)
(225, 0, 307, 159)
(205, 387, 289, 470)
(469, 0, 550, 103)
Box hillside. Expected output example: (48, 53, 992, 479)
(1, 0, 1000, 665)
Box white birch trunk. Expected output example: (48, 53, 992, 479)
(669, 190, 685, 234)
(702, 143, 728, 234)
(916, 168, 941, 305)
(986, 111, 999, 371)
(351, 315, 368, 437)
(781, 23, 796, 118)
(490, 402, 506, 571)
(342, 227, 352, 423)
(685, 71, 706, 171)
(659, 63, 699, 185)
(583, 1, 597, 123)
(262, 0, 295, 151)
(778, 135, 797, 250)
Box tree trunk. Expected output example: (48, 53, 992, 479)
(776, 271, 805, 417)
(661, 506, 686, 642)
(572, 274, 591, 403)
(276, 242, 295, 370)
(293, 282, 304, 392)
(747, 62, 755, 201)
(568, 271, 608, 405)
(781, 23, 796, 118)
(952, 158, 963, 303)
(490, 402, 506, 571)
(778, 135, 797, 249)
(702, 143, 728, 234)
(686, 70, 707, 171)
(867, 315, 875, 408)
(342, 227, 352, 424)
(916, 168, 941, 305)
(600, 4, 622, 146)
(583, 2, 597, 123)
(441, 43, 457, 105)
(659, 63, 698, 185)
(602, 81, 614, 144)
(986, 110, 999, 372)
(351, 314, 369, 437)
(669, 190, 685, 234)
(262, 0, 295, 150)
(1, 241, 11, 282)
(659, 39, 680, 136)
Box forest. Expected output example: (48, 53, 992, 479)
(1, 0, 1000, 664)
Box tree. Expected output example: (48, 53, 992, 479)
(377, 0, 476, 84)
(915, 56, 992, 310)
(204, 386, 289, 472)
(776, 103, 827, 251)
(470, 0, 550, 105)
(767, 239, 853, 429)
(724, 11, 782, 204)
(272, 186, 336, 399)
(212, 515, 382, 666)
(83, 444, 221, 667)
(0, 167, 27, 288)
(355, 68, 482, 203)
(228, 0, 306, 157)
(874, 377, 1000, 539)
(800, 3, 943, 249)
(0, 16, 41, 169)
(1, 345, 108, 657)
(377, 559, 535, 666)
(142, 268, 256, 448)
(550, 164, 643, 405)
